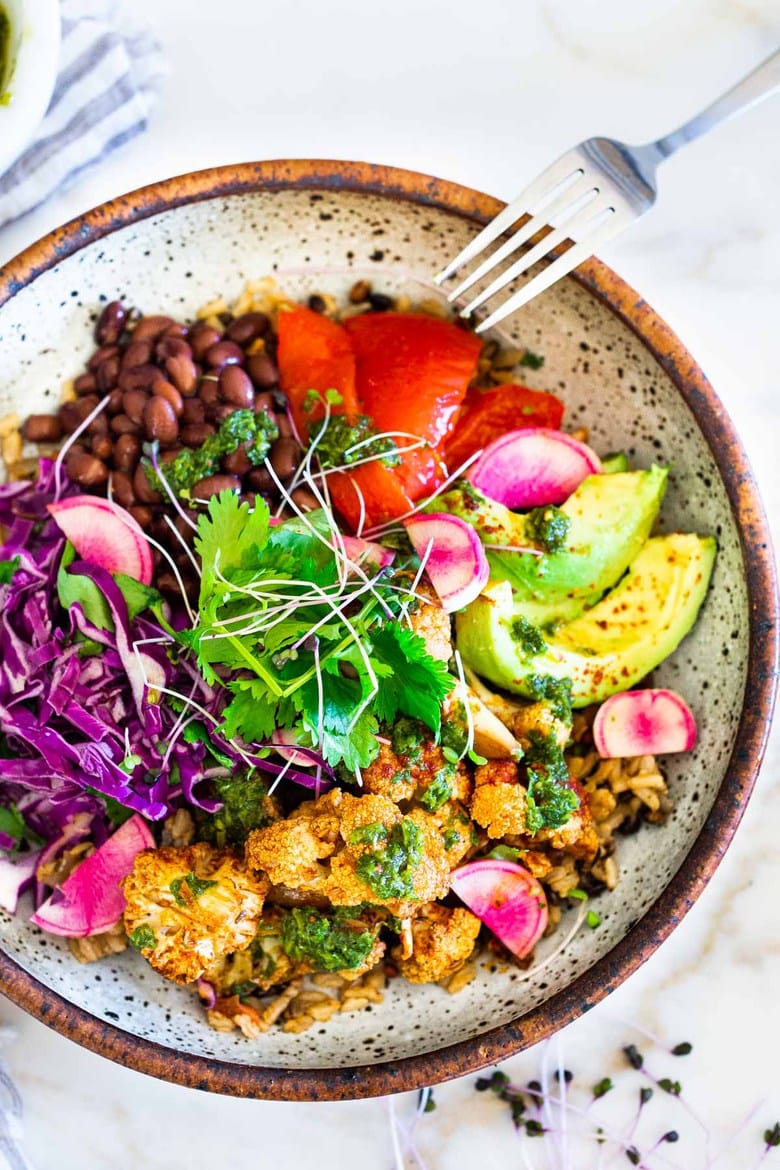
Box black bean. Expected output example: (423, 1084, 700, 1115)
(111, 470, 136, 507)
(219, 364, 254, 408)
(90, 433, 113, 462)
(122, 389, 150, 426)
(225, 311, 269, 345)
(247, 352, 278, 388)
(22, 415, 62, 442)
(144, 396, 179, 444)
(66, 449, 108, 486)
(165, 354, 198, 395)
(73, 372, 98, 396)
(110, 414, 142, 437)
(152, 379, 184, 417)
(95, 301, 128, 346)
(121, 339, 154, 371)
(131, 315, 174, 342)
(113, 433, 142, 472)
(118, 364, 159, 393)
(180, 423, 216, 447)
(269, 436, 300, 482)
(205, 340, 244, 370)
(88, 344, 120, 373)
(133, 463, 161, 504)
(189, 322, 222, 361)
(191, 474, 241, 498)
(95, 354, 121, 393)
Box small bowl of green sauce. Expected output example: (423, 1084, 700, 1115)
(0, 0, 60, 177)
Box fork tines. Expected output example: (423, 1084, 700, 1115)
(434, 148, 629, 333)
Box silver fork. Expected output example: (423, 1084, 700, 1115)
(435, 48, 780, 333)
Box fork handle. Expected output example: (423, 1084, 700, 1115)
(653, 48, 780, 157)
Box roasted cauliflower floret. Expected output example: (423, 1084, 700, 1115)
(363, 729, 472, 810)
(470, 760, 528, 839)
(394, 904, 481, 983)
(123, 842, 269, 984)
(512, 701, 570, 751)
(428, 800, 477, 867)
(531, 781, 599, 862)
(408, 582, 452, 662)
(362, 742, 416, 802)
(246, 789, 450, 917)
(242, 812, 338, 889)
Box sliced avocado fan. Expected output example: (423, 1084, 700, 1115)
(455, 533, 716, 707)
(437, 466, 668, 626)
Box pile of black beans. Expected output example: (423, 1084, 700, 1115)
(22, 301, 307, 598)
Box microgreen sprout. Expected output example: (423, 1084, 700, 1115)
(53, 393, 111, 501)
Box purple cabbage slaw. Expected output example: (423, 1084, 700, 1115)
(0, 460, 332, 877)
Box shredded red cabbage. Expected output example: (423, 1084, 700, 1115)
(0, 461, 332, 855)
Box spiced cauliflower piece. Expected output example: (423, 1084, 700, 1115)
(470, 760, 528, 839)
(530, 783, 599, 862)
(246, 789, 450, 917)
(394, 904, 481, 984)
(408, 582, 452, 662)
(362, 742, 416, 802)
(123, 842, 269, 984)
(362, 735, 472, 810)
(512, 701, 570, 751)
(427, 799, 477, 867)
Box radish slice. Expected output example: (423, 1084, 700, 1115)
(271, 729, 318, 768)
(592, 688, 697, 758)
(48, 496, 153, 585)
(0, 850, 41, 914)
(31, 814, 154, 938)
(404, 512, 488, 613)
(339, 535, 395, 569)
(450, 858, 548, 959)
(469, 427, 602, 509)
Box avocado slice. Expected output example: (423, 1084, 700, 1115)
(438, 466, 668, 626)
(455, 533, 716, 707)
(601, 452, 629, 474)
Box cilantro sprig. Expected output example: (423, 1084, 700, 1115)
(185, 492, 453, 772)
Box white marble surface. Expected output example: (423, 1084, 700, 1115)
(0, 1, 779, 1166)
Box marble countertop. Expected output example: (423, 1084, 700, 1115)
(0, 1, 779, 1166)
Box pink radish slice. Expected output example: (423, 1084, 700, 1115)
(450, 858, 548, 959)
(404, 512, 488, 613)
(271, 729, 318, 768)
(469, 427, 602, 509)
(0, 850, 41, 914)
(339, 535, 395, 569)
(592, 688, 697, 758)
(47, 496, 153, 585)
(31, 814, 154, 938)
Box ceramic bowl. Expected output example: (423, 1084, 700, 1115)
(0, 161, 776, 1100)
(0, 0, 60, 177)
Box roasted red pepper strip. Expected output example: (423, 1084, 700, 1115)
(276, 305, 360, 440)
(327, 462, 413, 534)
(344, 313, 482, 500)
(445, 383, 565, 470)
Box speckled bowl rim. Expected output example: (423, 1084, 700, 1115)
(0, 159, 776, 1101)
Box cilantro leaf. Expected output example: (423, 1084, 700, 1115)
(370, 624, 454, 732)
(221, 680, 278, 743)
(195, 491, 270, 600)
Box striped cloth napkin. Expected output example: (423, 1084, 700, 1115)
(0, 0, 165, 230)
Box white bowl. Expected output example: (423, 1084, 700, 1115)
(0, 0, 60, 177)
